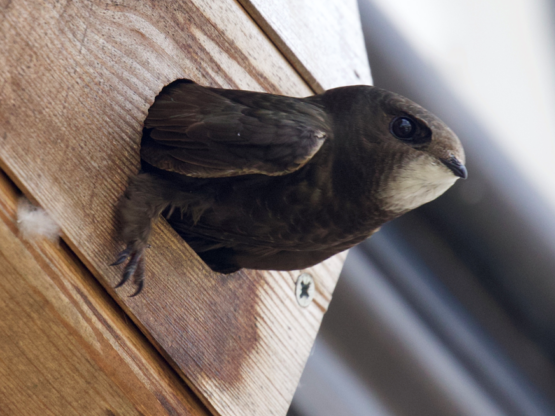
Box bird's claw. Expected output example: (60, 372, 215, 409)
(110, 248, 131, 266)
(129, 279, 144, 297)
(112, 246, 146, 296)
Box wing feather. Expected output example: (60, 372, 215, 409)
(141, 80, 332, 178)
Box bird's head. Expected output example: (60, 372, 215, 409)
(357, 86, 467, 214)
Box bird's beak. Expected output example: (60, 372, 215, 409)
(441, 156, 468, 179)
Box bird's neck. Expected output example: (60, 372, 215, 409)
(301, 137, 395, 236)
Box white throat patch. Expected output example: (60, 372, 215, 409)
(379, 155, 458, 213)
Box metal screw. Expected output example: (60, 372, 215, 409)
(295, 273, 315, 307)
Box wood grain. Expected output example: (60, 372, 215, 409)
(0, 170, 208, 416)
(0, 1, 345, 415)
(239, 0, 373, 91)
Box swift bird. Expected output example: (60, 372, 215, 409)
(113, 80, 467, 295)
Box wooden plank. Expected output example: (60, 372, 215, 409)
(0, 1, 345, 415)
(0, 170, 208, 416)
(239, 0, 373, 91)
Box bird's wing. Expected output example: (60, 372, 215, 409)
(141, 81, 332, 177)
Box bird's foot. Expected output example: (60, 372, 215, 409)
(111, 245, 146, 296)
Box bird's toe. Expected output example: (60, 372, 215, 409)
(113, 247, 146, 296)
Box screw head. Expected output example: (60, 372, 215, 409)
(295, 273, 315, 307)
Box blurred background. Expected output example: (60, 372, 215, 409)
(288, 0, 555, 415)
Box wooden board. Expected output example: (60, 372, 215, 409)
(0, 1, 346, 415)
(239, 0, 373, 91)
(0, 170, 208, 416)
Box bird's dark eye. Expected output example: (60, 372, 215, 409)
(390, 116, 417, 140)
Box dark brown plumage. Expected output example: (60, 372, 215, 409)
(113, 79, 466, 295)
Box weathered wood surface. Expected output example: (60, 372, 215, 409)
(0, 171, 208, 416)
(0, 1, 348, 415)
(239, 0, 373, 91)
